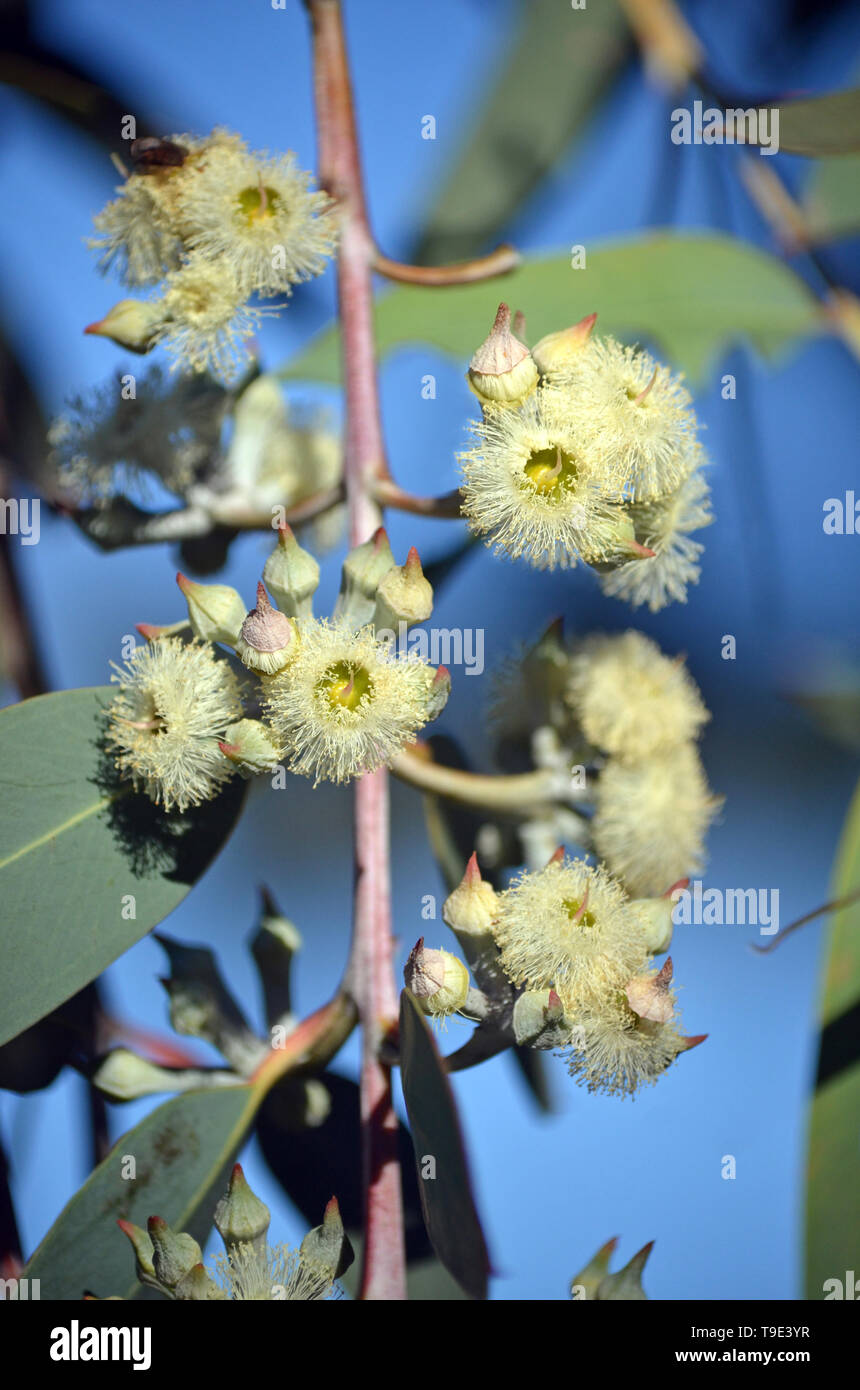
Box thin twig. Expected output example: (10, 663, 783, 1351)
(372, 243, 520, 286)
(392, 744, 571, 813)
(373, 478, 463, 519)
(751, 885, 860, 955)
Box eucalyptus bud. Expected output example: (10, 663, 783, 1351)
(596, 1241, 653, 1301)
(373, 547, 434, 629)
(334, 526, 395, 628)
(570, 1236, 618, 1300)
(300, 1196, 354, 1280)
(173, 1263, 229, 1301)
(404, 939, 471, 1018)
(84, 299, 162, 353)
(236, 582, 299, 675)
(147, 1216, 202, 1290)
(423, 665, 451, 722)
(263, 524, 321, 620)
(117, 1220, 156, 1282)
(176, 572, 246, 646)
(467, 303, 538, 407)
(219, 719, 283, 776)
(92, 1048, 236, 1101)
(625, 958, 675, 1025)
(633, 883, 685, 954)
(513, 988, 572, 1049)
(442, 852, 500, 937)
(214, 1164, 271, 1257)
(532, 312, 597, 376)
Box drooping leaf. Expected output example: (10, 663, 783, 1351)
(740, 89, 860, 156)
(281, 234, 820, 387)
(805, 777, 860, 1298)
(22, 1084, 257, 1300)
(804, 153, 860, 243)
(414, 0, 631, 265)
(0, 688, 246, 1047)
(399, 990, 491, 1300)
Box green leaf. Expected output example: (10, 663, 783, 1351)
(22, 1085, 257, 1300)
(744, 89, 860, 156)
(0, 688, 246, 1047)
(281, 233, 820, 386)
(804, 153, 860, 243)
(415, 0, 630, 265)
(399, 990, 491, 1300)
(805, 778, 860, 1298)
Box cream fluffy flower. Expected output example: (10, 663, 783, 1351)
(152, 259, 268, 381)
(265, 619, 445, 784)
(491, 855, 649, 1013)
(211, 1241, 336, 1301)
(106, 637, 243, 811)
(553, 336, 700, 501)
(566, 996, 694, 1098)
(178, 144, 337, 298)
(459, 388, 620, 570)
(566, 630, 709, 762)
(48, 366, 226, 504)
(600, 463, 714, 612)
(592, 742, 722, 896)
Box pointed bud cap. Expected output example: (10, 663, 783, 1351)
(262, 524, 321, 619)
(176, 572, 246, 646)
(596, 1241, 653, 1301)
(84, 298, 162, 353)
(374, 547, 434, 629)
(532, 313, 597, 376)
(404, 939, 471, 1017)
(219, 718, 283, 776)
(117, 1220, 156, 1280)
(300, 1195, 355, 1281)
(236, 582, 298, 675)
(625, 958, 675, 1024)
(570, 1235, 619, 1300)
(468, 303, 538, 407)
(335, 527, 396, 627)
(442, 852, 500, 936)
(147, 1216, 202, 1290)
(214, 1163, 271, 1254)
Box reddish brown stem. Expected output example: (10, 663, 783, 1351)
(308, 0, 406, 1301)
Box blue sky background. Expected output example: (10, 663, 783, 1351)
(1, 0, 859, 1300)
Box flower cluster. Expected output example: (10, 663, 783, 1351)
(105, 526, 449, 809)
(491, 625, 722, 896)
(115, 1164, 351, 1301)
(442, 851, 705, 1099)
(458, 304, 713, 608)
(88, 129, 337, 380)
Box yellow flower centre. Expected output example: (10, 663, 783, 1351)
(523, 445, 578, 496)
(237, 185, 280, 223)
(319, 660, 372, 712)
(563, 897, 597, 929)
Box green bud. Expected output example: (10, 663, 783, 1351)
(633, 895, 677, 955)
(214, 1164, 271, 1256)
(173, 1263, 229, 1301)
(334, 527, 395, 628)
(373, 547, 434, 630)
(532, 313, 597, 376)
(263, 524, 321, 620)
(220, 718, 283, 776)
(147, 1217, 202, 1290)
(512, 988, 572, 1049)
(92, 1048, 236, 1101)
(596, 1241, 653, 1301)
(236, 581, 299, 676)
(176, 572, 246, 646)
(467, 302, 538, 407)
(84, 298, 162, 353)
(569, 1236, 618, 1301)
(117, 1220, 156, 1282)
(300, 1197, 354, 1280)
